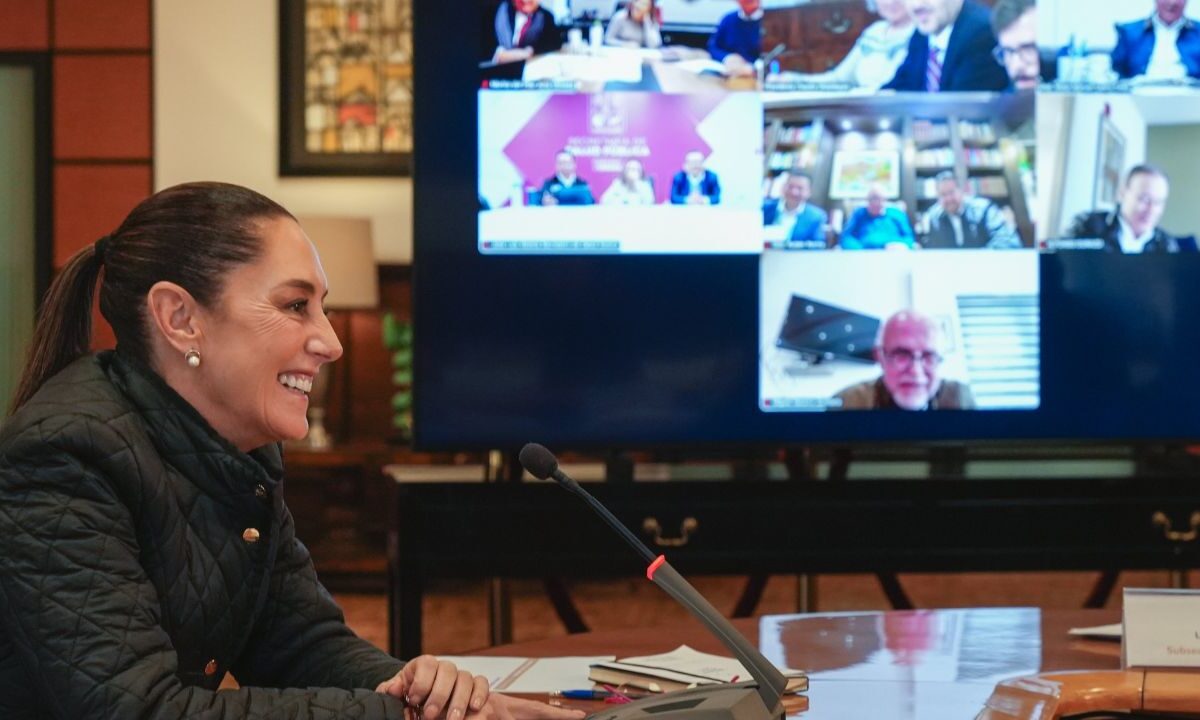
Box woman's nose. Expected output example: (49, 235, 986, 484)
(309, 313, 344, 362)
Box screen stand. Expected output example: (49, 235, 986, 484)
(606, 451, 634, 483)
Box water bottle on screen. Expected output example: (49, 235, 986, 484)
(589, 18, 602, 53)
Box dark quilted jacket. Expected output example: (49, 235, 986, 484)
(0, 351, 407, 718)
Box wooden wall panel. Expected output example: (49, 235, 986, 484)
(53, 55, 152, 159)
(54, 0, 150, 49)
(0, 0, 49, 50)
(53, 164, 152, 267)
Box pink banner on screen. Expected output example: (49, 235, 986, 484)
(503, 93, 723, 204)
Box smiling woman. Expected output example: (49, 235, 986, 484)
(0, 182, 582, 720)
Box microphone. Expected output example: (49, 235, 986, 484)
(519, 443, 787, 720)
(762, 43, 787, 69)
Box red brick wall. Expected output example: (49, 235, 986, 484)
(1, 0, 153, 349)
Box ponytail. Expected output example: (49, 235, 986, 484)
(8, 181, 289, 416)
(8, 242, 105, 414)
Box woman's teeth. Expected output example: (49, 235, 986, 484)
(277, 373, 313, 394)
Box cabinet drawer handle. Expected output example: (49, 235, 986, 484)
(642, 517, 699, 547)
(1151, 511, 1200, 542)
(821, 12, 853, 35)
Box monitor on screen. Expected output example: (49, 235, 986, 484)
(411, 0, 1200, 449)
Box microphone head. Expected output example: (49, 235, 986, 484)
(519, 442, 559, 480)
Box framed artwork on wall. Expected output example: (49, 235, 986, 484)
(1093, 112, 1125, 208)
(828, 149, 900, 199)
(280, 0, 412, 176)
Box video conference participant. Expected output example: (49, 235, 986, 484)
(1111, 0, 1200, 80)
(839, 184, 915, 250)
(1065, 165, 1189, 253)
(605, 0, 664, 49)
(539, 150, 595, 206)
(883, 0, 1011, 91)
(708, 0, 762, 78)
(763, 171, 828, 247)
(493, 0, 562, 63)
(834, 310, 976, 410)
(601, 159, 656, 205)
(784, 0, 915, 90)
(991, 0, 1040, 89)
(670, 151, 722, 205)
(0, 182, 586, 720)
(921, 172, 1020, 248)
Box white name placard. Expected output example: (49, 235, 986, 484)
(1123, 588, 1200, 668)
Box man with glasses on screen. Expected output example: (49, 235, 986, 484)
(883, 0, 1011, 91)
(833, 310, 976, 410)
(991, 0, 1039, 89)
(1065, 165, 1188, 253)
(1112, 0, 1200, 80)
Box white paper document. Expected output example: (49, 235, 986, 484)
(594, 645, 802, 684)
(437, 656, 615, 693)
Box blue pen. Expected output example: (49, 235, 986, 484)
(550, 690, 611, 700)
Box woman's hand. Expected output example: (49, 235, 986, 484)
(469, 694, 587, 720)
(376, 655, 490, 720)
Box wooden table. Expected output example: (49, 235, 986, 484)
(476, 608, 1127, 719)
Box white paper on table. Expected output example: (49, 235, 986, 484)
(1066, 623, 1122, 640)
(437, 656, 616, 693)
(603, 645, 801, 683)
(524, 54, 643, 83)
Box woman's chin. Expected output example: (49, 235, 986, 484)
(267, 415, 310, 444)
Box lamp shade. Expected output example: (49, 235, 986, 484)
(298, 216, 380, 309)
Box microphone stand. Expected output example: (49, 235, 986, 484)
(523, 444, 789, 720)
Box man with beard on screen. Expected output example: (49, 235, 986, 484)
(834, 310, 976, 410)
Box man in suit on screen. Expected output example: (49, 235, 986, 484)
(1111, 0, 1200, 80)
(884, 0, 1011, 91)
(762, 171, 828, 248)
(493, 0, 562, 63)
(670, 152, 722, 206)
(1065, 165, 1192, 253)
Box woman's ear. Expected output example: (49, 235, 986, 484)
(146, 281, 204, 355)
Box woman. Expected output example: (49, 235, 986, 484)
(604, 0, 663, 49)
(600, 159, 656, 205)
(0, 182, 585, 720)
(779, 0, 913, 90)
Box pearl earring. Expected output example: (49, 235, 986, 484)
(185, 350, 201, 368)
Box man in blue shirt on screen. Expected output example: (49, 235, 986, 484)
(763, 171, 828, 249)
(839, 184, 915, 250)
(708, 0, 762, 78)
(1111, 0, 1200, 80)
(538, 150, 595, 206)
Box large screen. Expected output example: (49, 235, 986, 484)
(412, 0, 1200, 449)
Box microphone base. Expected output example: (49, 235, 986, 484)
(586, 682, 783, 720)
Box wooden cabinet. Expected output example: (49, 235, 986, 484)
(763, 0, 874, 72)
